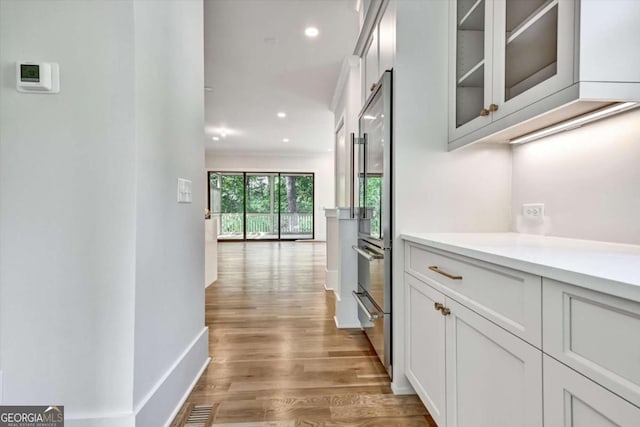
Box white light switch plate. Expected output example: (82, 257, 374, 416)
(177, 178, 192, 203)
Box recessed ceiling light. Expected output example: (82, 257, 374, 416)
(212, 136, 220, 141)
(283, 138, 290, 142)
(277, 112, 287, 118)
(305, 27, 319, 38)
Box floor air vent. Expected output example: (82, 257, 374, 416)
(183, 404, 214, 427)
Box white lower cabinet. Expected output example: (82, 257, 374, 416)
(544, 355, 640, 427)
(543, 278, 640, 408)
(404, 241, 640, 427)
(406, 273, 446, 426)
(445, 297, 542, 427)
(405, 273, 542, 427)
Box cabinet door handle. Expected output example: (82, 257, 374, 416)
(480, 108, 490, 117)
(489, 103, 499, 112)
(441, 307, 451, 316)
(429, 266, 463, 280)
(370, 83, 377, 92)
(434, 302, 444, 311)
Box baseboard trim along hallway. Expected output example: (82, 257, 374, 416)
(136, 327, 210, 427)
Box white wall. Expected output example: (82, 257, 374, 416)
(0, 0, 137, 418)
(131, 2, 208, 425)
(0, 1, 207, 426)
(391, 0, 512, 392)
(332, 56, 362, 208)
(512, 108, 640, 245)
(206, 152, 334, 241)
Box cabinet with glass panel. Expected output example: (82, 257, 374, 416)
(450, 0, 574, 144)
(450, 0, 640, 149)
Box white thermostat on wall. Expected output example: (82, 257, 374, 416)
(16, 62, 60, 93)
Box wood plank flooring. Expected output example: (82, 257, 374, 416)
(171, 241, 436, 427)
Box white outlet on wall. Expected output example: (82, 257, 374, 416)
(523, 203, 545, 221)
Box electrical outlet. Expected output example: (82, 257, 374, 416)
(522, 203, 545, 221)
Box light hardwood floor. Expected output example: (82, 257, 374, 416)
(171, 241, 436, 427)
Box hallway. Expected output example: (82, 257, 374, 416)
(172, 242, 435, 426)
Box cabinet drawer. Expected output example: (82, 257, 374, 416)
(405, 242, 542, 347)
(543, 278, 640, 408)
(544, 355, 640, 427)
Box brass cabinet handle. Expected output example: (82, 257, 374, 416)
(480, 108, 490, 117)
(434, 302, 444, 311)
(489, 103, 499, 112)
(441, 307, 451, 316)
(428, 266, 463, 280)
(370, 83, 377, 92)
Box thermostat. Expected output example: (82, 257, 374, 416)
(16, 62, 60, 93)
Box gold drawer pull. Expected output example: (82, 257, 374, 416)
(441, 307, 451, 316)
(428, 266, 462, 280)
(434, 302, 444, 311)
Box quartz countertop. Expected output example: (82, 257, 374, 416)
(400, 232, 640, 302)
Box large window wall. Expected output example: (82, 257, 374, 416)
(208, 171, 314, 241)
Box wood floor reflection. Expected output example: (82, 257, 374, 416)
(172, 241, 436, 427)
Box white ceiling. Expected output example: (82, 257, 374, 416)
(204, 0, 359, 155)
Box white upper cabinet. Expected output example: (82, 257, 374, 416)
(449, 0, 494, 140)
(449, 0, 640, 149)
(361, 1, 395, 103)
(364, 28, 379, 97)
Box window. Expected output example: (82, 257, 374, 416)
(208, 171, 314, 241)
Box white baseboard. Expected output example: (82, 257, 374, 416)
(391, 378, 416, 395)
(136, 327, 210, 427)
(65, 413, 134, 427)
(38, 329, 210, 427)
(334, 315, 361, 329)
(162, 356, 211, 427)
(324, 268, 337, 291)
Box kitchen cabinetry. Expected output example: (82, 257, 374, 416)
(543, 278, 640, 408)
(544, 355, 640, 427)
(403, 234, 640, 427)
(449, 0, 640, 149)
(445, 296, 542, 427)
(361, 1, 395, 101)
(405, 244, 542, 427)
(406, 273, 446, 426)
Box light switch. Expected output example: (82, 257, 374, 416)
(177, 178, 192, 204)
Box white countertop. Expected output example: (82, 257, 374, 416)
(400, 232, 640, 302)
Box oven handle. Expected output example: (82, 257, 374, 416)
(352, 245, 384, 261)
(352, 291, 384, 321)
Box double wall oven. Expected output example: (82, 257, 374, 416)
(351, 71, 392, 378)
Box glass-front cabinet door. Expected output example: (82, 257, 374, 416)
(449, 0, 575, 144)
(492, 0, 574, 120)
(449, 0, 494, 141)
